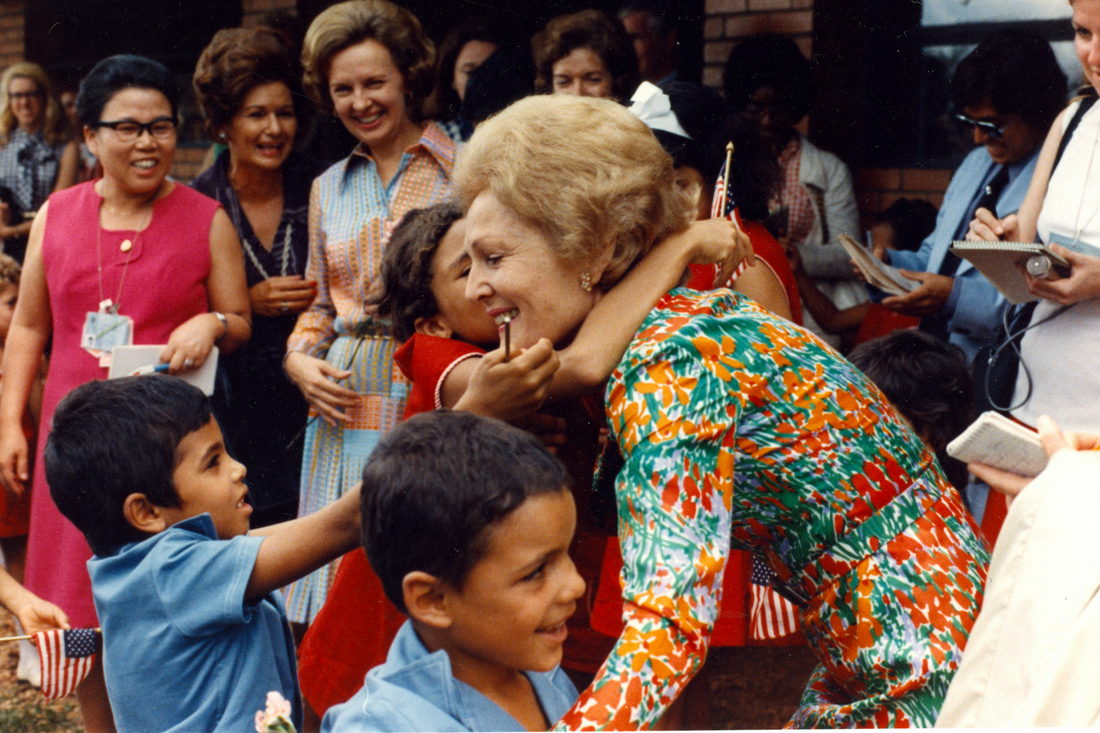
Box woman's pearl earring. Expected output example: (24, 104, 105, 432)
(580, 272, 593, 292)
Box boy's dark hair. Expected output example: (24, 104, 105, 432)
(848, 330, 974, 491)
(371, 202, 464, 343)
(361, 410, 569, 614)
(45, 376, 212, 554)
(875, 197, 938, 253)
(950, 30, 1067, 131)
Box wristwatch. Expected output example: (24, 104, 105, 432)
(212, 311, 228, 339)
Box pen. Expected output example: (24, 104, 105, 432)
(130, 363, 170, 376)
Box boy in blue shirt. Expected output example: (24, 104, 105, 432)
(45, 376, 364, 732)
(323, 410, 584, 732)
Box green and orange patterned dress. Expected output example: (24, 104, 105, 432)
(558, 289, 989, 729)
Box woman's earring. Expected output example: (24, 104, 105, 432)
(580, 272, 593, 292)
(218, 132, 227, 141)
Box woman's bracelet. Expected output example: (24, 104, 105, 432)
(212, 311, 228, 339)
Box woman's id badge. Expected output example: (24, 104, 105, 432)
(82, 301, 133, 366)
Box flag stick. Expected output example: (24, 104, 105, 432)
(0, 627, 100, 643)
(720, 142, 740, 233)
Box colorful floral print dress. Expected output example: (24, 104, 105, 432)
(558, 289, 989, 729)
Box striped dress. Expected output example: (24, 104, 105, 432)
(284, 123, 456, 623)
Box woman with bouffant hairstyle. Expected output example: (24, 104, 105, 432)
(191, 27, 327, 529)
(532, 9, 639, 100)
(300, 0, 435, 121)
(284, 0, 457, 642)
(456, 93, 691, 287)
(458, 93, 989, 728)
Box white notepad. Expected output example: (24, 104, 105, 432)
(107, 345, 219, 396)
(946, 411, 1047, 477)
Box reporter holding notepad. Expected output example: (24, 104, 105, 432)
(968, 0, 1100, 434)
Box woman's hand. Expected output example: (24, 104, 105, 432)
(249, 275, 318, 318)
(1023, 242, 1100, 305)
(284, 350, 359, 426)
(967, 208, 1019, 242)
(160, 313, 222, 374)
(0, 421, 29, 497)
(454, 338, 560, 422)
(969, 415, 1100, 500)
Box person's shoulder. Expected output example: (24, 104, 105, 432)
(325, 673, 465, 733)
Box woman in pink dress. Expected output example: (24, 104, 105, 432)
(0, 55, 250, 730)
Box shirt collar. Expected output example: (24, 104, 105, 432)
(339, 121, 456, 182)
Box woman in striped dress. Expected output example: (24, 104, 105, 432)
(283, 0, 455, 626)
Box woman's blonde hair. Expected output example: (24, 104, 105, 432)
(301, 0, 435, 121)
(0, 62, 67, 146)
(454, 94, 695, 287)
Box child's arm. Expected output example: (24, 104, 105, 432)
(790, 244, 867, 333)
(0, 566, 70, 635)
(244, 483, 362, 601)
(549, 219, 751, 400)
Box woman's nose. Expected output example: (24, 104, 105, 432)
(465, 264, 490, 302)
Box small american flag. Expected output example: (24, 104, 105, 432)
(33, 628, 99, 700)
(749, 555, 801, 640)
(711, 162, 750, 285)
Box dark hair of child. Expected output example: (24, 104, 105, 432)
(361, 410, 569, 614)
(848, 330, 974, 492)
(370, 202, 464, 343)
(875, 198, 938, 253)
(44, 376, 211, 554)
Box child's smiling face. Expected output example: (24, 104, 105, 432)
(161, 418, 251, 539)
(441, 489, 585, 684)
(425, 220, 500, 346)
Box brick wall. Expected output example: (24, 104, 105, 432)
(702, 0, 813, 89)
(0, 1, 24, 69)
(855, 167, 953, 228)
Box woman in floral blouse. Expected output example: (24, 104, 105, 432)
(457, 93, 990, 729)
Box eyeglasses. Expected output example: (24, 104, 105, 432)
(8, 91, 41, 101)
(955, 112, 1011, 139)
(93, 117, 177, 141)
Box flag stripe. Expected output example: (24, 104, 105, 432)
(34, 628, 98, 700)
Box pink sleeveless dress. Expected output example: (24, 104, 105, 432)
(24, 181, 218, 627)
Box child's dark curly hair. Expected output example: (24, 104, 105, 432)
(371, 202, 464, 343)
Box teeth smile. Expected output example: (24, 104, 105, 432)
(133, 160, 156, 169)
(493, 309, 519, 326)
(355, 111, 384, 125)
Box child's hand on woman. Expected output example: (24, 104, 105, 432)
(454, 338, 559, 422)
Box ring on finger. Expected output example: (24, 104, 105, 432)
(281, 301, 289, 314)
(184, 358, 195, 369)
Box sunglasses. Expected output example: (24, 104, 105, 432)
(955, 113, 1010, 139)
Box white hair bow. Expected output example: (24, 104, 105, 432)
(628, 81, 690, 139)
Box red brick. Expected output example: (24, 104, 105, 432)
(704, 40, 735, 64)
(855, 168, 902, 191)
(901, 168, 953, 193)
(791, 0, 814, 8)
(749, 0, 791, 9)
(769, 10, 813, 34)
(705, 0, 747, 14)
(725, 14, 769, 38)
(704, 16, 725, 39)
(794, 36, 813, 57)
(703, 65, 723, 89)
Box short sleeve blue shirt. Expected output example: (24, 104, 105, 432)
(88, 515, 301, 732)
